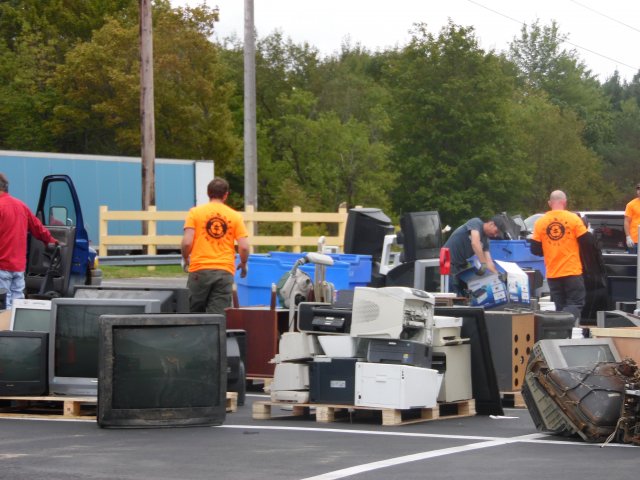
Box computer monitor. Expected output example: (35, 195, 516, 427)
(533, 312, 575, 342)
(10, 298, 52, 332)
(596, 310, 640, 328)
(399, 211, 442, 262)
(49, 298, 162, 396)
(532, 338, 621, 369)
(97, 314, 227, 428)
(73, 285, 190, 313)
(343, 208, 394, 260)
(0, 331, 49, 396)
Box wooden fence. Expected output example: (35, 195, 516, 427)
(98, 205, 348, 256)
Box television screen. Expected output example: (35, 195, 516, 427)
(98, 314, 227, 428)
(0, 331, 48, 396)
(49, 298, 162, 396)
(533, 338, 621, 370)
(559, 344, 616, 367)
(10, 298, 52, 332)
(399, 211, 442, 262)
(343, 208, 394, 260)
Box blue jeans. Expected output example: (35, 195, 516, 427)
(0, 270, 26, 308)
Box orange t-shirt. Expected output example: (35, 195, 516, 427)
(184, 201, 248, 275)
(532, 209, 587, 279)
(624, 197, 640, 243)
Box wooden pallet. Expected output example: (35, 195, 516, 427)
(246, 376, 273, 393)
(0, 392, 239, 420)
(500, 391, 526, 408)
(252, 399, 476, 426)
(0, 395, 97, 420)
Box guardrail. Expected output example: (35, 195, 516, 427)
(99, 204, 349, 257)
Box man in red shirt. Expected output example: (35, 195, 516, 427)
(0, 173, 57, 308)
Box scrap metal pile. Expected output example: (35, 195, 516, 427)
(523, 351, 640, 445)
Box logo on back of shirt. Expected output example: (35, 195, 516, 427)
(546, 221, 565, 241)
(206, 215, 228, 239)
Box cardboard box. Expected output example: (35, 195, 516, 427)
(457, 260, 530, 309)
(0, 308, 12, 331)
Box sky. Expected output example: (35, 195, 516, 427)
(170, 0, 640, 82)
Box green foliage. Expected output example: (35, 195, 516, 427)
(382, 22, 529, 226)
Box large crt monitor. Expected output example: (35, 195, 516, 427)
(10, 298, 52, 332)
(49, 298, 161, 396)
(533, 338, 621, 369)
(97, 314, 227, 428)
(0, 331, 49, 396)
(73, 285, 190, 313)
(399, 211, 442, 262)
(343, 208, 394, 260)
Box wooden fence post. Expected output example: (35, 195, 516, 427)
(99, 205, 108, 257)
(292, 206, 302, 253)
(244, 204, 255, 253)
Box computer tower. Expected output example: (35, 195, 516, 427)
(309, 357, 359, 404)
(354, 362, 441, 409)
(484, 311, 535, 392)
(432, 344, 472, 402)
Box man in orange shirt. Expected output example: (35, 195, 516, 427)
(624, 182, 640, 254)
(181, 177, 250, 314)
(530, 190, 588, 323)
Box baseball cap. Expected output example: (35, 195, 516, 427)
(491, 215, 510, 239)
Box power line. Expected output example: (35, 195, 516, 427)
(568, 0, 640, 34)
(465, 0, 640, 73)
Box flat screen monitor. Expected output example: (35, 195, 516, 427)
(98, 314, 226, 428)
(0, 331, 48, 396)
(10, 298, 52, 332)
(343, 208, 394, 261)
(73, 285, 190, 313)
(533, 338, 621, 369)
(49, 298, 162, 396)
(399, 211, 442, 262)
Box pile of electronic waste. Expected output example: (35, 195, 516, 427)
(522, 337, 640, 445)
(269, 278, 473, 409)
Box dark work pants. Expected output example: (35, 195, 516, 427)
(187, 269, 234, 315)
(547, 275, 585, 325)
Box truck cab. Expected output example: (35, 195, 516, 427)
(25, 175, 102, 297)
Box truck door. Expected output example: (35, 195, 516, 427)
(25, 175, 96, 296)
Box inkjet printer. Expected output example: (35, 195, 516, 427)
(298, 302, 353, 334)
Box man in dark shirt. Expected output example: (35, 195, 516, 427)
(443, 216, 507, 295)
(0, 173, 57, 308)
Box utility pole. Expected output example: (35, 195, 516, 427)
(140, 0, 156, 242)
(244, 0, 258, 211)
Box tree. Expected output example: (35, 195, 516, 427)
(47, 2, 240, 167)
(508, 20, 613, 149)
(382, 22, 529, 226)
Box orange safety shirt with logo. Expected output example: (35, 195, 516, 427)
(183, 202, 248, 275)
(624, 197, 640, 243)
(532, 210, 587, 279)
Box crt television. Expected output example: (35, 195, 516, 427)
(399, 211, 443, 262)
(73, 285, 190, 313)
(532, 338, 621, 369)
(0, 331, 49, 396)
(49, 298, 161, 396)
(98, 314, 227, 428)
(10, 298, 52, 332)
(533, 312, 575, 342)
(343, 208, 394, 261)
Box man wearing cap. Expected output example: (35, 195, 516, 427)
(530, 190, 588, 322)
(624, 183, 640, 254)
(443, 215, 507, 295)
